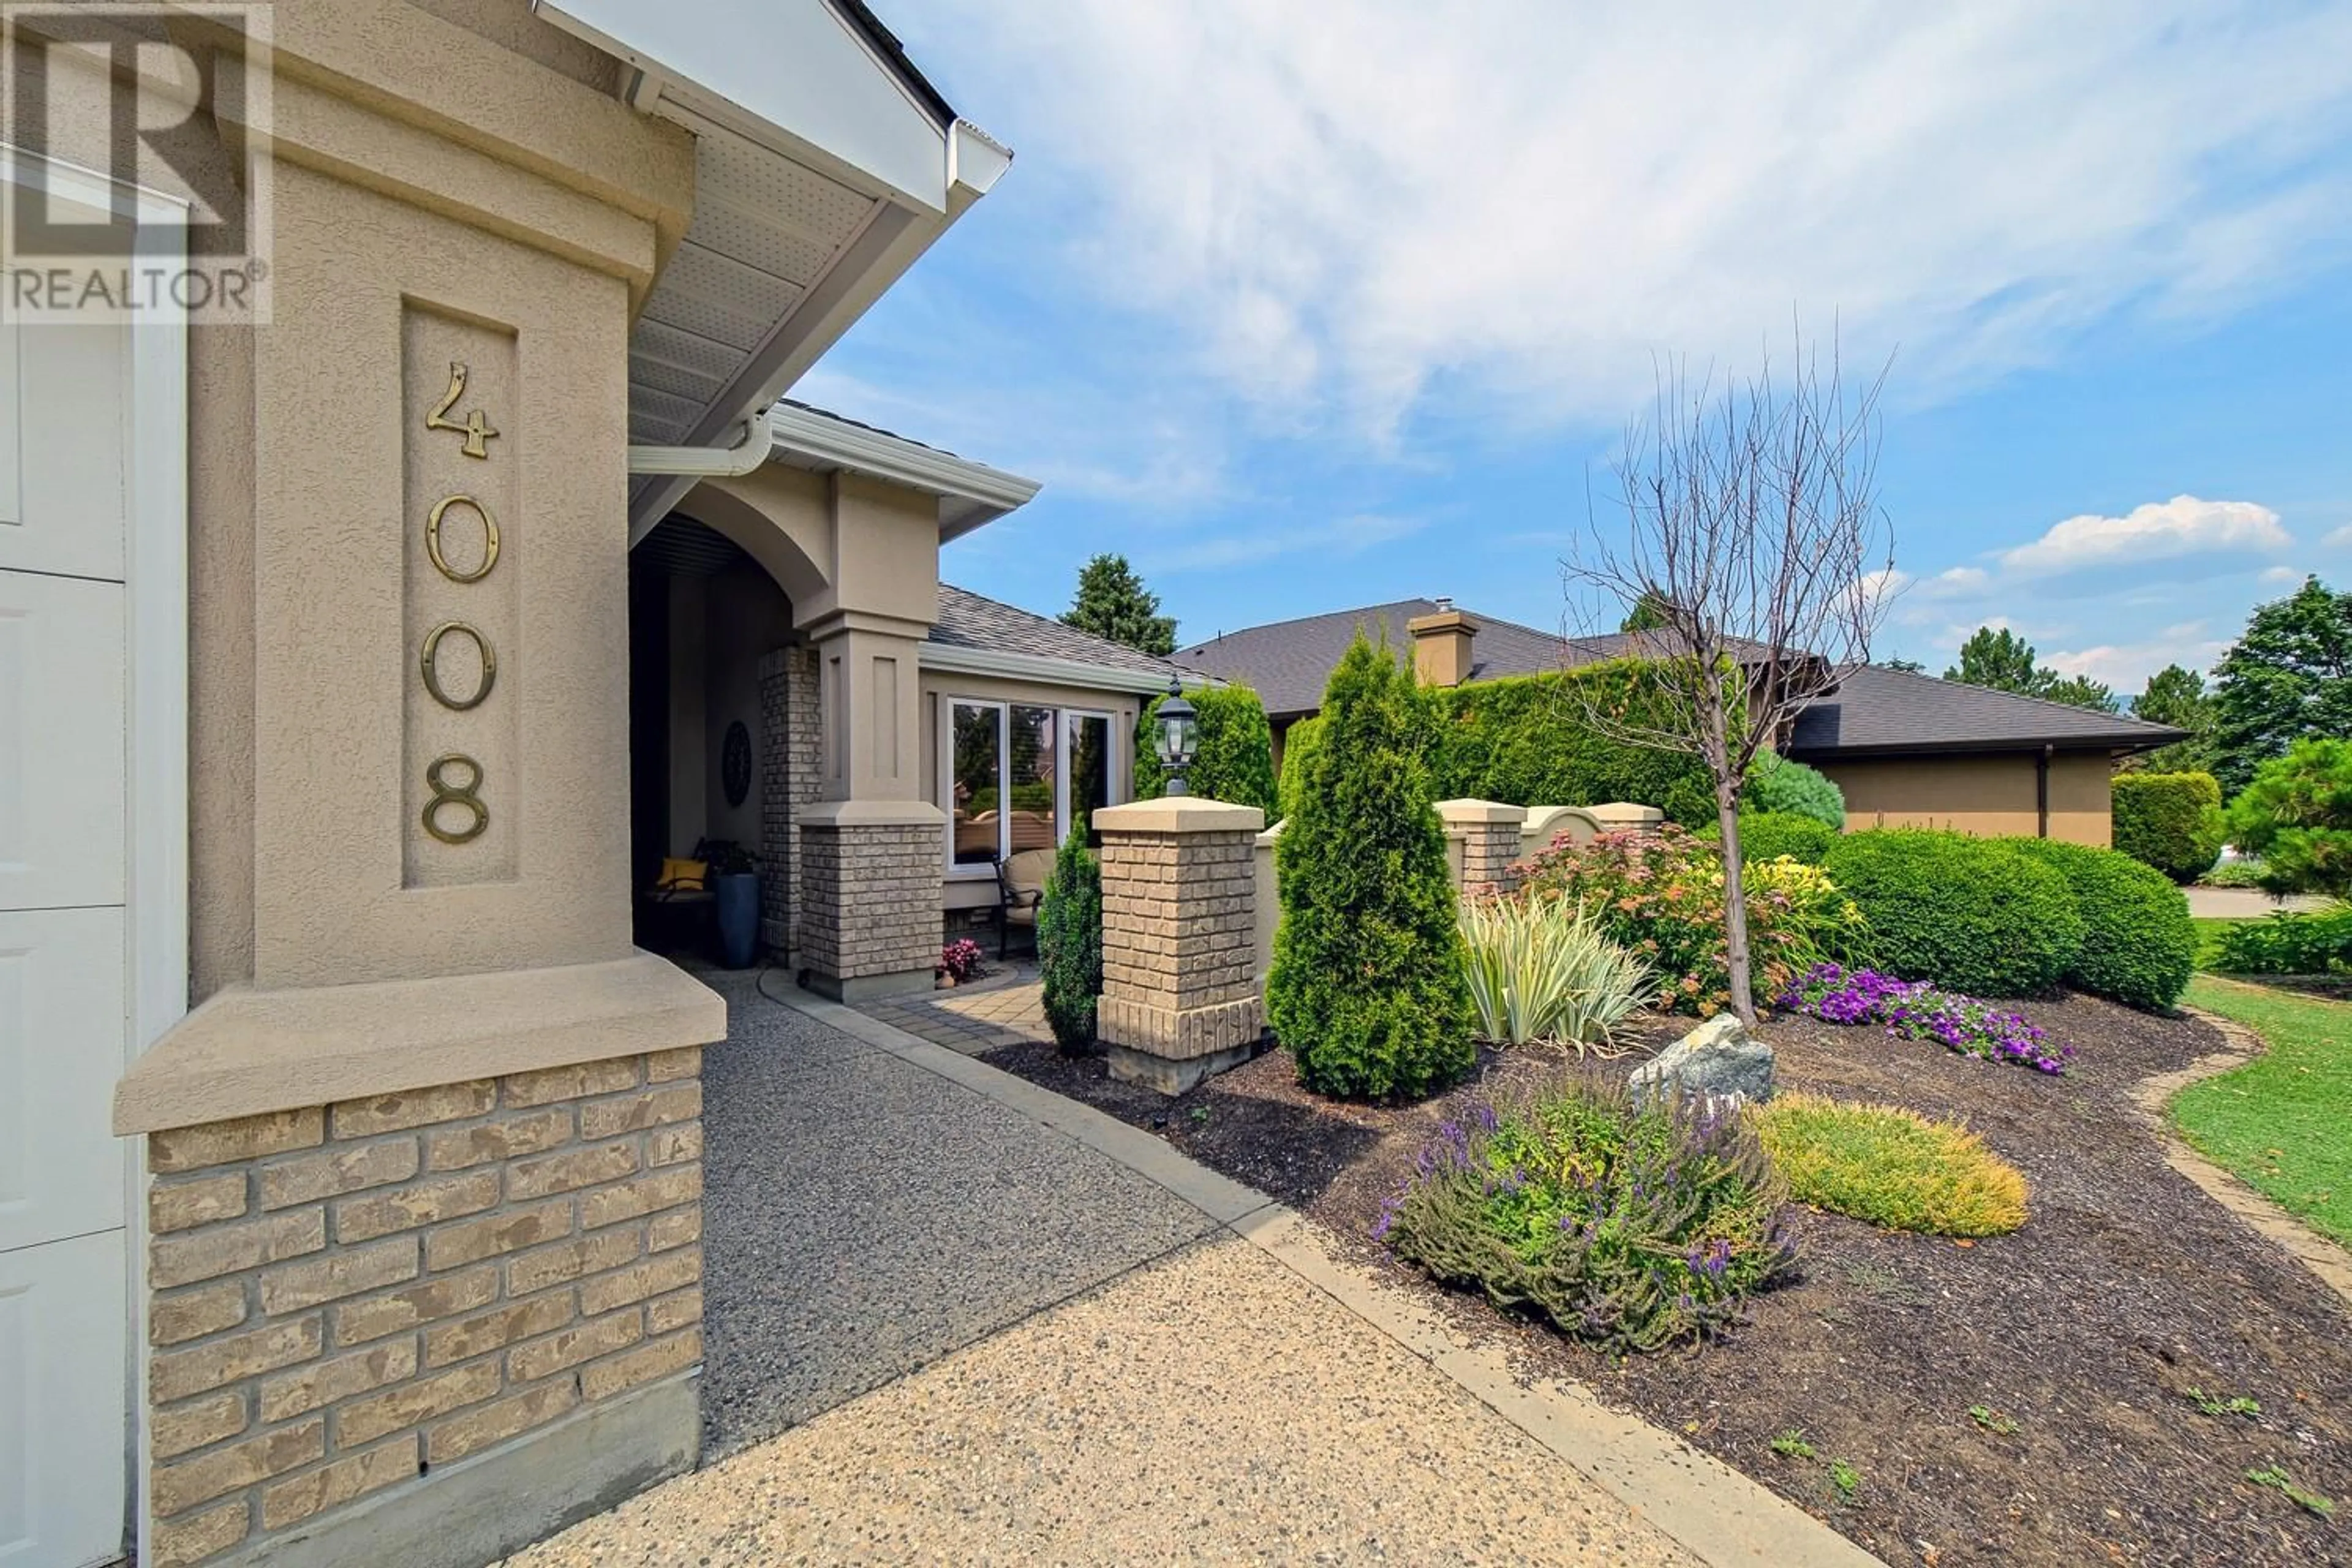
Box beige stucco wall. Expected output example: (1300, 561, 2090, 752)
(1822, 752, 2115, 846)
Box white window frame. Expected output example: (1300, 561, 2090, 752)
(941, 698, 1121, 876)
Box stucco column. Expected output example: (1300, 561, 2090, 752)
(1436, 799, 1529, 897)
(1095, 797, 1267, 1094)
(1589, 802, 1668, 835)
(110, 21, 721, 1567)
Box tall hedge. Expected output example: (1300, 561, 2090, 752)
(1036, 829, 1102, 1052)
(2111, 772, 2225, 884)
(2008, 838, 2196, 1011)
(1424, 662, 1720, 827)
(1702, 810, 1838, 865)
(1276, 714, 1325, 822)
(1136, 683, 1279, 815)
(1822, 829, 2084, 997)
(1268, 636, 1473, 1099)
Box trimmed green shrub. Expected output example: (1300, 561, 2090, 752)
(2227, 738, 2352, 900)
(2008, 838, 2196, 1010)
(1136, 683, 1279, 815)
(1268, 636, 1474, 1099)
(2112, 772, 2225, 883)
(1821, 830, 2084, 997)
(1754, 1094, 2028, 1237)
(1425, 662, 1720, 826)
(2210, 907, 2352, 975)
(1701, 811, 1838, 865)
(1378, 1072, 1796, 1352)
(1275, 714, 1324, 823)
(1743, 752, 1845, 829)
(1036, 829, 1102, 1052)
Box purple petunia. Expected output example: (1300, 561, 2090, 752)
(1781, 962, 2073, 1075)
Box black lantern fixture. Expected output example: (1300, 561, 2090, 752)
(1154, 676, 1199, 795)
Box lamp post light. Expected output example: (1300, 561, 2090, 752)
(1154, 677, 1199, 796)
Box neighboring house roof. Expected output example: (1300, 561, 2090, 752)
(1174, 598, 1602, 716)
(1783, 664, 2184, 759)
(1176, 597, 2186, 756)
(926, 584, 1194, 696)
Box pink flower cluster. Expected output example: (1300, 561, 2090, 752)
(1780, 963, 2072, 1076)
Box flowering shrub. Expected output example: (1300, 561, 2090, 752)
(1377, 1072, 1796, 1352)
(938, 938, 984, 983)
(1781, 963, 2073, 1076)
(1515, 826, 1867, 1014)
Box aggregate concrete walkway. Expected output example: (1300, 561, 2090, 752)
(510, 972, 1877, 1568)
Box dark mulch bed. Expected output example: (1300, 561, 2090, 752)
(984, 998, 2352, 1567)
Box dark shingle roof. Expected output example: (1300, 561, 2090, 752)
(930, 584, 1189, 680)
(1174, 599, 1599, 715)
(1174, 596, 2186, 756)
(1783, 664, 2185, 758)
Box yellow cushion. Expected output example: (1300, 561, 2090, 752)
(657, 857, 707, 892)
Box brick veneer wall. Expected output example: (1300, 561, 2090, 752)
(140, 1050, 704, 1567)
(1096, 826, 1262, 1061)
(757, 647, 821, 956)
(1453, 820, 1523, 896)
(797, 817, 942, 983)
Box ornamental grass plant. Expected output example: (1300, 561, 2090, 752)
(1378, 1072, 1796, 1352)
(1754, 1093, 2029, 1237)
(1457, 897, 1655, 1052)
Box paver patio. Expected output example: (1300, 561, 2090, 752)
(510, 967, 1874, 1567)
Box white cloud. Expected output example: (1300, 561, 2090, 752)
(893, 0, 2352, 437)
(1996, 496, 2289, 576)
(2325, 525, 2352, 549)
(2047, 631, 2228, 692)
(1147, 511, 1430, 572)
(2260, 565, 2305, 584)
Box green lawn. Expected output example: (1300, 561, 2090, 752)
(2174, 976, 2352, 1248)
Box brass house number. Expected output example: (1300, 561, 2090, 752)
(420, 360, 501, 846)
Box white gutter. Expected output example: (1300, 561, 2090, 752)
(769, 402, 1039, 521)
(627, 409, 774, 477)
(918, 641, 1216, 697)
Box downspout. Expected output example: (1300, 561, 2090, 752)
(626, 407, 774, 477)
(2036, 744, 2052, 839)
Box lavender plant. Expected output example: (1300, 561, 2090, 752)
(1376, 1072, 1796, 1352)
(1780, 963, 2073, 1076)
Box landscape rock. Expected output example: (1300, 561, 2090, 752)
(1628, 1013, 1775, 1109)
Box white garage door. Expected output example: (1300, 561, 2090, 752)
(0, 159, 183, 1568)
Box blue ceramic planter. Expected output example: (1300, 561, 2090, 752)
(714, 872, 760, 969)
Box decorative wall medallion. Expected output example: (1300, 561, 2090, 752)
(722, 720, 752, 809)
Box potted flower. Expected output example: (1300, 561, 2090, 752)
(696, 837, 760, 970)
(938, 938, 983, 988)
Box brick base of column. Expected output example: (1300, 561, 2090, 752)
(1099, 993, 1265, 1093)
(797, 800, 944, 1001)
(139, 1050, 704, 1568)
(1438, 799, 1531, 897)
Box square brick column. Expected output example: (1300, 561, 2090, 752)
(1095, 797, 1266, 1094)
(758, 647, 820, 956)
(797, 800, 945, 1001)
(1437, 799, 1530, 897)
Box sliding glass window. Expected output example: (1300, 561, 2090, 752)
(944, 701, 1122, 869)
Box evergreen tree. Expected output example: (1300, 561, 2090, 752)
(2128, 663, 2217, 774)
(2226, 737, 2352, 900)
(1135, 685, 1279, 813)
(1267, 635, 1472, 1100)
(2211, 576, 2352, 793)
(1882, 657, 1925, 674)
(1036, 829, 1103, 1053)
(1944, 625, 2116, 712)
(1619, 590, 1675, 633)
(1061, 553, 1177, 656)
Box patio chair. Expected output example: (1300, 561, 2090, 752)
(993, 846, 1054, 958)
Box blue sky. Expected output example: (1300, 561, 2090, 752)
(801, 1, 2352, 694)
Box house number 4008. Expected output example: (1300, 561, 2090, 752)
(420, 361, 502, 847)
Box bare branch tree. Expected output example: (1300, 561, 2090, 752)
(1561, 325, 1894, 1025)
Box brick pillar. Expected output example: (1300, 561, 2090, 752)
(757, 647, 820, 956)
(797, 800, 944, 1000)
(138, 1051, 704, 1567)
(1094, 797, 1266, 1095)
(1436, 799, 1530, 897)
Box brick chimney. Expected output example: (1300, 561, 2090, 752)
(1406, 598, 1477, 688)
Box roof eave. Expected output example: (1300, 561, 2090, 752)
(919, 641, 1213, 696)
(766, 401, 1041, 541)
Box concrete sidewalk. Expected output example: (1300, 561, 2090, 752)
(2185, 886, 2331, 919)
(508, 973, 1875, 1568)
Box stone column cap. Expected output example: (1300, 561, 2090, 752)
(1434, 798, 1529, 826)
(1589, 801, 1667, 826)
(1095, 797, 1265, 835)
(801, 798, 946, 829)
